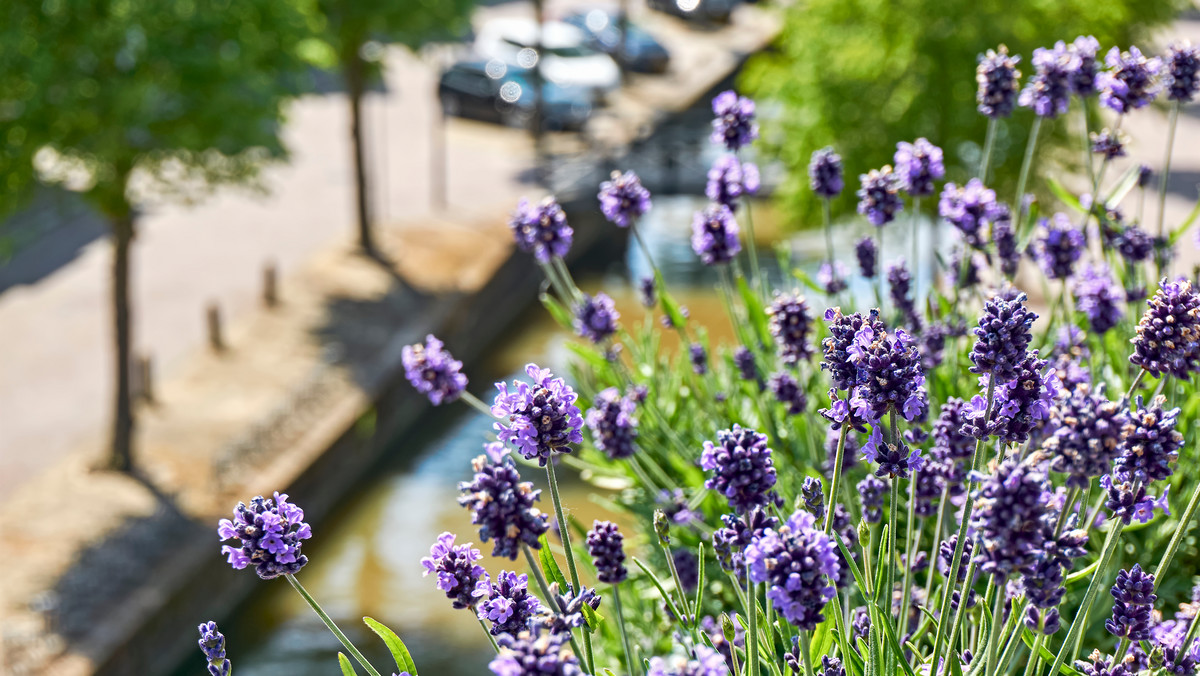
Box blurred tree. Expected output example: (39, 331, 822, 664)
(0, 0, 316, 471)
(741, 0, 1183, 227)
(308, 0, 475, 254)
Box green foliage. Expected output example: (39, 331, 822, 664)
(311, 0, 475, 68)
(0, 0, 317, 218)
(741, 0, 1183, 227)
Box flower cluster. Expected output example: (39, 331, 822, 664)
(198, 622, 231, 676)
(586, 520, 627, 584)
(847, 321, 927, 423)
(492, 364, 585, 466)
(977, 45, 1022, 118)
(711, 90, 758, 151)
(510, 197, 573, 263)
(458, 444, 550, 559)
(1107, 564, 1156, 640)
(1067, 36, 1102, 96)
(475, 571, 545, 636)
(1130, 278, 1200, 379)
(574, 293, 619, 343)
(1165, 41, 1200, 102)
(857, 166, 905, 226)
(855, 236, 878, 279)
(894, 138, 945, 196)
(767, 292, 814, 363)
(422, 532, 487, 609)
(598, 170, 652, 227)
(970, 459, 1049, 579)
(707, 154, 760, 210)
(218, 492, 312, 579)
(701, 425, 780, 513)
(1044, 384, 1126, 489)
(586, 387, 639, 460)
(1114, 395, 1183, 484)
(402, 334, 468, 406)
(1073, 264, 1125, 335)
(810, 147, 845, 198)
(1034, 213, 1086, 280)
(490, 630, 582, 676)
(745, 510, 840, 630)
(1099, 46, 1162, 113)
(1021, 42, 1073, 117)
(691, 203, 742, 265)
(938, 179, 1005, 250)
(648, 645, 729, 676)
(769, 371, 808, 415)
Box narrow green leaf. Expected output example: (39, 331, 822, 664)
(1173, 192, 1200, 237)
(1047, 177, 1084, 213)
(632, 557, 684, 623)
(1102, 165, 1141, 208)
(537, 534, 570, 590)
(540, 292, 574, 331)
(1020, 628, 1084, 676)
(660, 286, 688, 330)
(1064, 558, 1099, 585)
(364, 616, 418, 676)
(792, 267, 826, 296)
(693, 542, 707, 618)
(735, 274, 772, 346)
(339, 653, 359, 676)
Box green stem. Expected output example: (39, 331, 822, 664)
(1046, 520, 1127, 676)
(285, 574, 383, 676)
(632, 221, 690, 343)
(1014, 117, 1042, 216)
(479, 618, 500, 653)
(823, 199, 836, 271)
(979, 118, 998, 183)
(800, 630, 816, 676)
(1079, 102, 1094, 187)
(545, 461, 594, 672)
(748, 578, 761, 676)
(552, 255, 583, 303)
(1156, 101, 1180, 243)
(878, 226, 885, 312)
(1152, 476, 1200, 593)
(523, 545, 589, 666)
(899, 476, 918, 641)
(986, 583, 1006, 676)
(612, 584, 637, 676)
(460, 390, 500, 420)
(911, 198, 921, 285)
(924, 485, 949, 602)
(1123, 368, 1147, 403)
(743, 196, 767, 301)
(824, 426, 849, 534)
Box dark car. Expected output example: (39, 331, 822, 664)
(562, 10, 670, 74)
(438, 60, 593, 132)
(647, 0, 738, 24)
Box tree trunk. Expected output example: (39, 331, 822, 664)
(346, 54, 374, 255)
(108, 210, 135, 471)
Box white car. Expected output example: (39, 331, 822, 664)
(475, 18, 621, 101)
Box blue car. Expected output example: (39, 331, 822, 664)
(562, 10, 671, 74)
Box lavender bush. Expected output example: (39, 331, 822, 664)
(198, 40, 1200, 676)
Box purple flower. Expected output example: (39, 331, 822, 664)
(768, 292, 814, 363)
(711, 90, 758, 151)
(947, 247, 982, 290)
(931, 398, 973, 495)
(858, 474, 887, 523)
(218, 492, 312, 579)
(992, 206, 1020, 277)
(1091, 128, 1128, 159)
(1165, 41, 1200, 102)
(1130, 278, 1200, 379)
(543, 583, 601, 634)
(1044, 384, 1127, 489)
(1114, 395, 1183, 484)
(822, 308, 886, 392)
(509, 197, 573, 263)
(861, 426, 925, 479)
(1107, 564, 1157, 640)
(458, 444, 550, 559)
(1034, 213, 1086, 280)
(422, 532, 487, 609)
(691, 203, 742, 265)
(492, 364, 585, 466)
(855, 236, 878, 278)
(1073, 264, 1126, 335)
(673, 549, 699, 593)
(585, 387, 639, 460)
(894, 138, 945, 197)
(573, 293, 619, 343)
(474, 571, 545, 636)
(586, 520, 627, 584)
(888, 259, 916, 322)
(490, 629, 582, 676)
(1101, 474, 1171, 525)
(707, 155, 760, 210)
(1099, 46, 1163, 113)
(598, 170, 651, 227)
(977, 46, 1022, 118)
(690, 342, 709, 375)
(849, 321, 927, 423)
(970, 459, 1049, 579)
(1067, 36, 1102, 96)
(919, 321, 953, 371)
(1021, 42, 1073, 117)
(701, 425, 780, 513)
(969, 350, 1061, 444)
(745, 509, 840, 630)
(712, 509, 779, 575)
(734, 346, 759, 384)
(970, 289, 1037, 383)
(769, 371, 807, 415)
(648, 645, 730, 676)
(801, 476, 825, 520)
(938, 179, 1006, 249)
(857, 166, 905, 226)
(402, 334, 468, 406)
(198, 622, 231, 676)
(818, 261, 849, 295)
(1116, 224, 1154, 263)
(810, 147, 844, 198)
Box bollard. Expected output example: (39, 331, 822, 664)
(263, 262, 278, 308)
(207, 302, 224, 352)
(136, 353, 155, 404)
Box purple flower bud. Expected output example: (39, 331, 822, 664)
(707, 155, 760, 210)
(573, 292, 619, 344)
(1116, 224, 1154, 263)
(855, 236, 878, 278)
(977, 46, 1022, 118)
(711, 90, 758, 151)
(712, 509, 778, 575)
(492, 363, 585, 466)
(1101, 474, 1171, 525)
(691, 203, 742, 265)
(1091, 128, 1128, 159)
(938, 179, 1006, 249)
(598, 170, 651, 227)
(894, 138, 945, 197)
(1130, 278, 1200, 379)
(1165, 41, 1200, 103)
(402, 334, 468, 406)
(810, 147, 844, 198)
(586, 387, 639, 460)
(1066, 36, 1102, 97)
(422, 532, 488, 609)
(745, 509, 840, 630)
(639, 275, 657, 308)
(768, 371, 807, 415)
(1034, 213, 1086, 280)
(701, 425, 780, 513)
(888, 259, 916, 323)
(1021, 42, 1073, 117)
(474, 571, 545, 636)
(218, 492, 312, 579)
(819, 261, 849, 295)
(1107, 564, 1157, 640)
(198, 621, 231, 676)
(690, 342, 709, 375)
(458, 445, 550, 559)
(1073, 264, 1126, 335)
(490, 629, 582, 676)
(734, 346, 759, 384)
(768, 292, 814, 363)
(1114, 395, 1182, 484)
(586, 520, 628, 584)
(992, 206, 1020, 277)
(649, 645, 729, 676)
(849, 321, 927, 424)
(971, 459, 1049, 579)
(822, 308, 886, 392)
(1099, 46, 1163, 113)
(857, 166, 905, 227)
(543, 582, 601, 634)
(858, 474, 887, 523)
(1045, 383, 1126, 489)
(509, 197, 573, 263)
(968, 350, 1061, 444)
(801, 476, 825, 521)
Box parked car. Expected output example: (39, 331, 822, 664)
(647, 0, 738, 24)
(474, 18, 621, 100)
(438, 59, 593, 132)
(562, 9, 670, 74)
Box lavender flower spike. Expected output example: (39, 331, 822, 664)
(857, 166, 905, 226)
(1021, 42, 1073, 118)
(1130, 278, 1200, 379)
(711, 90, 758, 151)
(586, 520, 628, 584)
(474, 570, 545, 636)
(855, 236, 878, 278)
(1114, 395, 1184, 484)
(938, 179, 1005, 250)
(707, 154, 760, 210)
(218, 492, 312, 579)
(691, 203, 742, 265)
(977, 45, 1022, 118)
(894, 138, 945, 196)
(1165, 41, 1200, 103)
(458, 443, 550, 559)
(1073, 264, 1125, 335)
(586, 387, 639, 460)
(421, 532, 487, 609)
(573, 292, 619, 343)
(1099, 46, 1163, 113)
(970, 459, 1049, 579)
(767, 291, 814, 363)
(509, 197, 573, 263)
(492, 364, 585, 466)
(701, 424, 780, 513)
(198, 622, 231, 676)
(598, 170, 651, 227)
(1107, 564, 1156, 640)
(490, 629, 582, 676)
(810, 147, 845, 198)
(1034, 213, 1086, 280)
(648, 645, 729, 676)
(402, 334, 467, 406)
(745, 509, 840, 629)
(1066, 36, 1101, 97)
